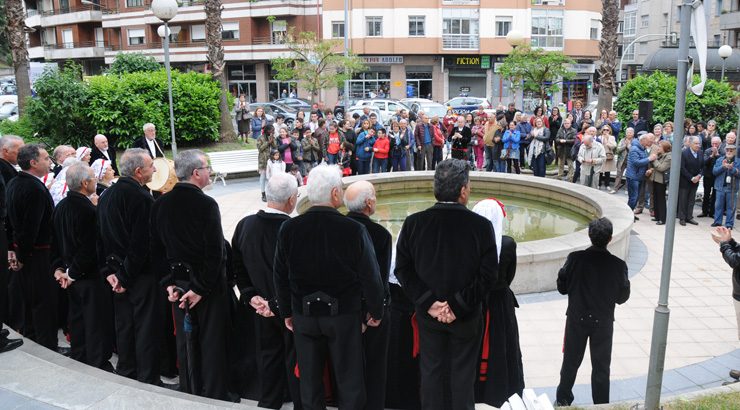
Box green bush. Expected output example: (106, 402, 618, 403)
(107, 53, 161, 75)
(615, 71, 737, 135)
(0, 115, 36, 141)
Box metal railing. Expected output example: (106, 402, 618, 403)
(252, 35, 287, 46)
(44, 41, 105, 50)
(442, 34, 479, 49)
(40, 5, 104, 16)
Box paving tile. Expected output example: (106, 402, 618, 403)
(659, 371, 699, 392)
(675, 364, 725, 386)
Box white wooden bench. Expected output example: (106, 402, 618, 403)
(208, 149, 258, 186)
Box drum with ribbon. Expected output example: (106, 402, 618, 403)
(147, 157, 178, 193)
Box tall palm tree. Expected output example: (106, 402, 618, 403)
(204, 0, 236, 142)
(597, 0, 619, 113)
(4, 0, 32, 115)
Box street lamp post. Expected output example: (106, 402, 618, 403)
(718, 45, 733, 81)
(151, 0, 179, 156)
(343, 0, 349, 115)
(618, 33, 674, 84)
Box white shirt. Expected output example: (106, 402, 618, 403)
(146, 139, 157, 157)
(100, 149, 111, 161)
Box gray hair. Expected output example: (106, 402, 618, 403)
(119, 148, 150, 178)
(307, 164, 343, 205)
(582, 134, 593, 143)
(434, 159, 469, 202)
(690, 135, 700, 145)
(143, 123, 156, 132)
(174, 149, 207, 181)
(0, 135, 23, 151)
(653, 124, 663, 131)
(265, 172, 298, 204)
(639, 133, 653, 142)
(344, 183, 375, 213)
(65, 163, 94, 191)
(712, 136, 722, 144)
(707, 120, 717, 127)
(53, 145, 74, 161)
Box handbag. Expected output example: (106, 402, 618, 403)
(500, 148, 509, 160)
(544, 143, 555, 165)
(471, 136, 479, 146)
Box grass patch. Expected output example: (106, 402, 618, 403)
(161, 139, 255, 158)
(663, 390, 740, 409)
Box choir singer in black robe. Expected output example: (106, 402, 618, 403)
(345, 180, 392, 410)
(97, 148, 161, 385)
(232, 172, 302, 409)
(395, 159, 498, 410)
(51, 163, 113, 370)
(6, 144, 58, 350)
(274, 164, 384, 409)
(150, 150, 234, 401)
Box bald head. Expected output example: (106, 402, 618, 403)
(94, 134, 109, 151)
(344, 180, 376, 216)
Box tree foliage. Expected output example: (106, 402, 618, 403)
(614, 71, 738, 135)
(107, 53, 161, 75)
(25, 63, 228, 149)
(272, 30, 366, 102)
(498, 45, 575, 111)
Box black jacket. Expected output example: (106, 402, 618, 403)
(557, 246, 630, 321)
(395, 202, 498, 320)
(51, 191, 97, 280)
(347, 211, 392, 302)
(0, 158, 17, 245)
(451, 125, 472, 150)
(0, 158, 18, 185)
(6, 171, 54, 264)
(90, 146, 118, 175)
(97, 176, 153, 288)
(131, 137, 165, 158)
(494, 236, 517, 291)
(232, 209, 290, 313)
(151, 183, 226, 296)
(274, 206, 384, 319)
(719, 239, 740, 301)
(680, 148, 704, 188)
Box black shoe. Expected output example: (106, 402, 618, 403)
(634, 216, 639, 222)
(261, 192, 266, 202)
(157, 381, 180, 391)
(731, 369, 740, 380)
(0, 328, 8, 338)
(711, 223, 722, 227)
(687, 219, 698, 225)
(57, 346, 71, 356)
(680, 220, 686, 226)
(0, 338, 23, 354)
(697, 213, 708, 218)
(651, 218, 658, 221)
(656, 221, 665, 225)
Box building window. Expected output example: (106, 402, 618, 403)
(191, 24, 205, 42)
(409, 16, 425, 36)
(271, 20, 287, 44)
(495, 16, 512, 37)
(531, 9, 563, 49)
(126, 0, 143, 7)
(623, 11, 636, 36)
(332, 21, 345, 38)
(366, 17, 383, 37)
(222, 22, 239, 40)
(714, 34, 721, 47)
(641, 14, 649, 28)
(127, 28, 145, 45)
(531, 0, 564, 4)
(442, 17, 479, 48)
(590, 19, 600, 40)
(716, 0, 723, 17)
(623, 42, 635, 61)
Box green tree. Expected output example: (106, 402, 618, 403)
(597, 0, 619, 112)
(272, 30, 366, 103)
(614, 71, 738, 134)
(498, 45, 575, 111)
(204, 0, 237, 142)
(0, 0, 11, 66)
(108, 53, 161, 75)
(4, 0, 32, 114)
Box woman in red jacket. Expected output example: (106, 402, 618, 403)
(372, 127, 390, 173)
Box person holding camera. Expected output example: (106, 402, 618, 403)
(712, 144, 740, 229)
(713, 226, 740, 382)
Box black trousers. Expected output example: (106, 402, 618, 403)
(255, 314, 302, 409)
(293, 312, 365, 410)
(19, 249, 58, 350)
(173, 284, 231, 401)
(417, 311, 482, 410)
(364, 306, 391, 410)
(702, 175, 716, 216)
(113, 273, 161, 384)
(68, 277, 114, 370)
(0, 227, 7, 329)
(678, 183, 699, 221)
(556, 315, 614, 405)
(653, 182, 667, 223)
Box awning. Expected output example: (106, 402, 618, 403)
(642, 47, 740, 73)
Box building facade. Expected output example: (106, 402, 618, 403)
(24, 0, 603, 109)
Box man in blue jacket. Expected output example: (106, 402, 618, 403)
(625, 134, 656, 220)
(712, 145, 740, 229)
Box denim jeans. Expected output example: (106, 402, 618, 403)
(392, 154, 407, 172)
(357, 159, 371, 175)
(532, 154, 546, 177)
(373, 158, 388, 173)
(627, 178, 641, 210)
(714, 187, 736, 228)
(326, 153, 337, 165)
(495, 160, 507, 173)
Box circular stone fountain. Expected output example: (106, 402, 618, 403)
(297, 171, 634, 294)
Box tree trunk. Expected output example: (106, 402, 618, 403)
(597, 0, 619, 114)
(204, 0, 236, 142)
(5, 0, 31, 116)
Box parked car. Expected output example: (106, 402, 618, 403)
(0, 95, 18, 106)
(0, 103, 18, 121)
(273, 97, 312, 111)
(410, 102, 448, 121)
(249, 102, 296, 127)
(445, 97, 492, 115)
(348, 99, 411, 125)
(347, 106, 383, 124)
(400, 97, 433, 106)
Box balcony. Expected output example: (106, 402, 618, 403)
(34, 6, 103, 26)
(251, 35, 287, 46)
(720, 10, 740, 30)
(28, 46, 45, 59)
(44, 41, 105, 59)
(25, 10, 42, 27)
(442, 34, 479, 50)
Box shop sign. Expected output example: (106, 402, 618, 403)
(361, 56, 404, 65)
(452, 56, 481, 66)
(480, 55, 491, 69)
(566, 63, 595, 74)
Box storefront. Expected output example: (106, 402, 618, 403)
(561, 63, 596, 107)
(406, 67, 433, 99)
(445, 55, 490, 99)
(227, 64, 257, 102)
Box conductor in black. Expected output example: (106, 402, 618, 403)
(150, 150, 232, 401)
(274, 164, 385, 409)
(556, 217, 631, 406)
